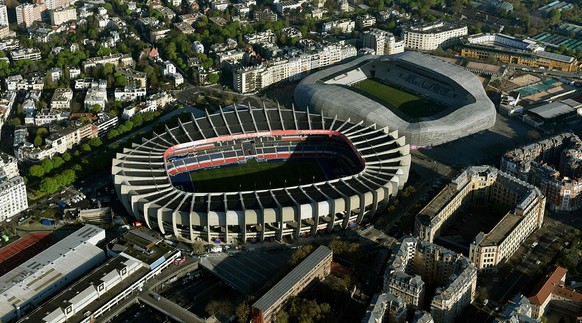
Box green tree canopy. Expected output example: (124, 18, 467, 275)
(29, 165, 45, 177)
(33, 136, 43, 147)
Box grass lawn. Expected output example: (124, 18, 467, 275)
(353, 78, 447, 119)
(190, 159, 328, 192)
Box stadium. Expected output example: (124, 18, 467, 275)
(294, 51, 496, 147)
(112, 106, 411, 244)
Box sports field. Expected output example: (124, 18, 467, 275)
(353, 79, 447, 118)
(190, 159, 329, 192)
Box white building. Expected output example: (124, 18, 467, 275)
(0, 5, 8, 26)
(192, 41, 204, 54)
(114, 86, 146, 102)
(20, 253, 144, 323)
(163, 60, 177, 75)
(51, 88, 73, 110)
(402, 21, 468, 51)
(84, 80, 108, 110)
(34, 110, 70, 126)
(0, 225, 106, 322)
(322, 18, 355, 33)
(0, 175, 28, 222)
(69, 67, 81, 79)
(362, 28, 404, 55)
(10, 48, 42, 61)
(5, 75, 44, 91)
(82, 54, 134, 72)
(95, 113, 118, 137)
(233, 43, 357, 94)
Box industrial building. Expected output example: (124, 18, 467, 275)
(295, 51, 496, 147)
(414, 166, 546, 272)
(19, 254, 145, 323)
(251, 245, 332, 322)
(383, 237, 477, 323)
(112, 106, 410, 243)
(0, 225, 106, 322)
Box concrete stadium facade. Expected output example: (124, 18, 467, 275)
(112, 106, 411, 244)
(294, 51, 496, 147)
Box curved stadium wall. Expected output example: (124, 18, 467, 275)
(112, 107, 411, 243)
(294, 51, 496, 147)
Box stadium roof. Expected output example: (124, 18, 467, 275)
(0, 225, 105, 322)
(528, 101, 577, 119)
(252, 245, 332, 313)
(295, 51, 496, 146)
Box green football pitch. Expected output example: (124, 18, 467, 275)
(353, 78, 447, 118)
(190, 159, 328, 192)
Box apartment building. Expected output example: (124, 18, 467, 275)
(49, 6, 77, 25)
(114, 86, 146, 101)
(362, 293, 407, 323)
(16, 3, 46, 27)
(233, 43, 357, 93)
(416, 166, 545, 272)
(322, 18, 355, 33)
(51, 87, 73, 110)
(82, 54, 134, 72)
(0, 5, 8, 26)
(244, 29, 277, 45)
(356, 14, 376, 30)
(84, 80, 108, 110)
(10, 48, 42, 61)
(46, 123, 98, 154)
(402, 21, 467, 51)
(383, 237, 477, 323)
(5, 74, 44, 91)
(528, 267, 582, 319)
(362, 28, 404, 55)
(117, 67, 147, 87)
(0, 176, 28, 222)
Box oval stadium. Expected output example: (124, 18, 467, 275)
(295, 51, 496, 147)
(112, 106, 411, 243)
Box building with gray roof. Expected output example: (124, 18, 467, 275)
(0, 225, 106, 322)
(251, 245, 332, 322)
(112, 106, 410, 244)
(294, 51, 496, 147)
(384, 237, 477, 323)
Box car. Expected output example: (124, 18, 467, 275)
(483, 299, 489, 306)
(495, 307, 500, 311)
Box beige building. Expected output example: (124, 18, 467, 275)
(82, 54, 134, 72)
(46, 124, 98, 154)
(0, 153, 27, 222)
(384, 237, 477, 323)
(528, 267, 582, 319)
(49, 6, 76, 25)
(402, 21, 467, 51)
(415, 166, 545, 272)
(361, 28, 404, 55)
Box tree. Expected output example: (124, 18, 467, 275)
(207, 73, 220, 84)
(40, 177, 59, 194)
(548, 9, 561, 25)
(34, 136, 43, 147)
(52, 156, 65, 169)
(81, 143, 92, 152)
(41, 159, 54, 174)
(235, 301, 251, 323)
(276, 311, 289, 323)
(191, 242, 206, 255)
(90, 104, 102, 113)
(288, 244, 314, 266)
(62, 152, 72, 162)
(88, 137, 103, 147)
(36, 127, 49, 138)
(10, 117, 21, 127)
(29, 165, 45, 177)
(288, 298, 333, 322)
(205, 299, 234, 319)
